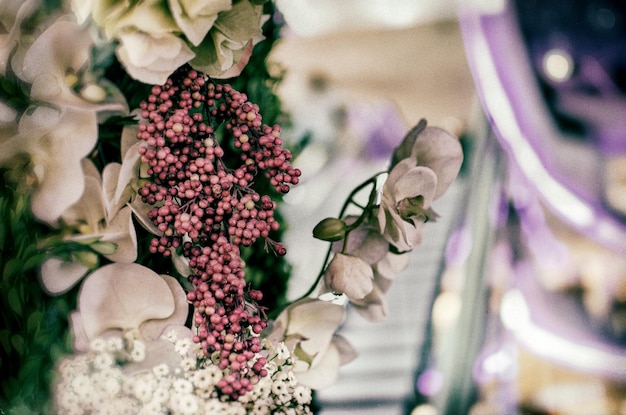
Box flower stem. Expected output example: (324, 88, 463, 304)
(287, 171, 387, 304)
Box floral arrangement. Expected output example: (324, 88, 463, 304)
(0, 0, 463, 414)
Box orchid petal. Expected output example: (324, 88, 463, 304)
(123, 326, 194, 376)
(332, 334, 358, 366)
(351, 285, 388, 322)
(294, 341, 341, 390)
(18, 107, 98, 223)
(392, 166, 438, 207)
(129, 197, 161, 234)
(377, 204, 424, 252)
(273, 298, 345, 367)
(102, 135, 143, 220)
(40, 257, 90, 295)
(0, 0, 38, 76)
(410, 127, 463, 199)
(20, 20, 127, 113)
(337, 217, 389, 265)
(391, 119, 427, 166)
(68, 311, 90, 352)
(120, 122, 140, 161)
(140, 275, 190, 341)
(62, 168, 106, 231)
(375, 252, 410, 281)
(324, 253, 374, 301)
(384, 158, 414, 192)
(100, 206, 137, 263)
(77, 263, 176, 341)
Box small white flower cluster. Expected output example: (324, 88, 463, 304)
(53, 332, 313, 414)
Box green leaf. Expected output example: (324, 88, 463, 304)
(10, 334, 25, 356)
(26, 311, 43, 335)
(7, 287, 22, 314)
(90, 240, 117, 255)
(0, 329, 11, 354)
(3, 258, 22, 281)
(22, 253, 47, 272)
(18, 357, 41, 384)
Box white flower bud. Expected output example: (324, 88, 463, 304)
(324, 253, 374, 300)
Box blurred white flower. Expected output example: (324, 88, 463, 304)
(0, 0, 38, 75)
(13, 18, 128, 113)
(0, 106, 98, 222)
(40, 150, 141, 294)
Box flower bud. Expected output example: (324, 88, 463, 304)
(324, 253, 374, 300)
(74, 251, 99, 269)
(312, 217, 347, 242)
(80, 83, 107, 103)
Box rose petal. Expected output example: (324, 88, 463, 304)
(169, 0, 231, 46)
(116, 30, 195, 85)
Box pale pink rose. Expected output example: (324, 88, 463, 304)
(116, 29, 195, 85)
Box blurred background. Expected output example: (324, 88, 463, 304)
(270, 0, 626, 414)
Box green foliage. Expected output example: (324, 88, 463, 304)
(0, 175, 74, 413)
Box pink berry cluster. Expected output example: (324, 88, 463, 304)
(136, 66, 300, 399)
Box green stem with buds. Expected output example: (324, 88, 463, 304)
(288, 171, 387, 305)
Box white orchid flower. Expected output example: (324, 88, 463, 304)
(0, 106, 98, 223)
(68, 263, 192, 372)
(350, 252, 410, 322)
(377, 124, 463, 252)
(40, 140, 143, 294)
(13, 18, 127, 113)
(0, 0, 38, 76)
(266, 298, 356, 389)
